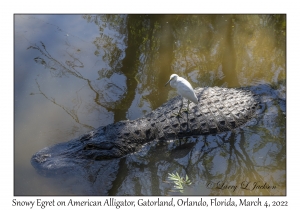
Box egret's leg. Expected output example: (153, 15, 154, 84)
(172, 97, 183, 117)
(182, 100, 190, 113)
(178, 97, 184, 114)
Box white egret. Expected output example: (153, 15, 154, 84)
(165, 74, 198, 117)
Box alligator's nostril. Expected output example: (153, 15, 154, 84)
(34, 153, 50, 163)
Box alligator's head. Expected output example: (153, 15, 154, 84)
(31, 129, 126, 176)
(31, 139, 81, 176)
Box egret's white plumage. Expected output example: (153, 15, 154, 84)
(165, 74, 198, 116)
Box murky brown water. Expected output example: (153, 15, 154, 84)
(14, 14, 286, 195)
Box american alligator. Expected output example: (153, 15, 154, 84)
(31, 86, 260, 168)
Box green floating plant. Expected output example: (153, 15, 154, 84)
(167, 172, 192, 193)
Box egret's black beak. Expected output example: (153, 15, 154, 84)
(165, 79, 171, 87)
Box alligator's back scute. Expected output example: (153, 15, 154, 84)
(133, 86, 260, 140)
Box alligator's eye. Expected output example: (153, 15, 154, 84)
(84, 144, 95, 150)
(95, 155, 112, 160)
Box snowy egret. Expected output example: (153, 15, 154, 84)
(165, 74, 198, 117)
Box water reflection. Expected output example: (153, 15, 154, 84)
(14, 14, 285, 195)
